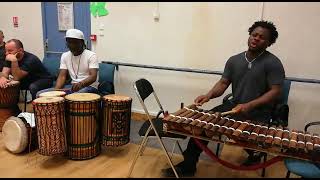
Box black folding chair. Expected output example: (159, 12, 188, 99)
(127, 78, 186, 178)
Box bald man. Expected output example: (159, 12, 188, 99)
(0, 39, 54, 100)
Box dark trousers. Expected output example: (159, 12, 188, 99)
(21, 78, 54, 100)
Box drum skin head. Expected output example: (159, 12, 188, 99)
(39, 91, 66, 97)
(65, 93, 100, 101)
(33, 96, 64, 104)
(2, 116, 28, 153)
(103, 94, 131, 101)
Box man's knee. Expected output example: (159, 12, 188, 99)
(28, 83, 38, 95)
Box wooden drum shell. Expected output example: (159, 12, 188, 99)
(102, 94, 132, 147)
(65, 93, 101, 160)
(33, 97, 67, 156)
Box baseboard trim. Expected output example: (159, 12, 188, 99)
(131, 112, 157, 121)
(131, 108, 156, 121)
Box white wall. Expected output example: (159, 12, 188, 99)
(91, 2, 320, 132)
(0, 2, 44, 60)
(1, 2, 319, 133)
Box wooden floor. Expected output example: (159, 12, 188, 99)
(0, 103, 300, 178)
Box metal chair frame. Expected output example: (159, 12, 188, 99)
(127, 78, 185, 178)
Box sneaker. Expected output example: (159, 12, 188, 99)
(242, 153, 263, 166)
(161, 162, 196, 177)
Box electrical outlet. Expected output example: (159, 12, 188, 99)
(99, 23, 105, 30)
(153, 11, 160, 22)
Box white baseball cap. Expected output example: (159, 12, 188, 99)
(65, 29, 84, 40)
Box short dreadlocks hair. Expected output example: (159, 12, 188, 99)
(248, 20, 278, 46)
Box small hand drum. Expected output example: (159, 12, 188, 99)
(39, 90, 66, 97)
(33, 96, 67, 156)
(2, 116, 38, 153)
(65, 93, 101, 160)
(102, 94, 132, 147)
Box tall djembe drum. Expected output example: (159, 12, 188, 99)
(33, 96, 67, 156)
(102, 94, 132, 147)
(65, 93, 101, 160)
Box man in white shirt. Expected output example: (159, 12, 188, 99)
(37, 29, 99, 96)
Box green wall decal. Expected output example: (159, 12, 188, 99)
(90, 2, 109, 17)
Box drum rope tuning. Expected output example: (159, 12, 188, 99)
(2, 89, 133, 161)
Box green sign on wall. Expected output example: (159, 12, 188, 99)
(90, 2, 109, 17)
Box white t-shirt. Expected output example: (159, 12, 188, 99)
(60, 49, 99, 89)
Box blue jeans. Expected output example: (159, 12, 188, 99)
(36, 84, 99, 98)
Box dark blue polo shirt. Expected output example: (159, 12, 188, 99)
(4, 51, 53, 84)
(0, 43, 5, 71)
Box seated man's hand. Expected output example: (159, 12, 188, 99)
(6, 53, 18, 62)
(194, 94, 210, 106)
(0, 77, 10, 88)
(71, 82, 83, 92)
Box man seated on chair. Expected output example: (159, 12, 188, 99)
(0, 30, 6, 71)
(37, 28, 99, 96)
(0, 39, 54, 100)
(162, 20, 285, 177)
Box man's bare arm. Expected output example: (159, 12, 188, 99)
(11, 61, 28, 80)
(233, 85, 282, 113)
(0, 67, 10, 78)
(248, 85, 281, 109)
(194, 77, 231, 105)
(55, 69, 68, 89)
(206, 77, 231, 99)
(79, 68, 98, 87)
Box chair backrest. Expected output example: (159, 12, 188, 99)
(271, 79, 291, 126)
(98, 63, 116, 95)
(134, 78, 154, 102)
(279, 79, 291, 105)
(42, 57, 61, 79)
(133, 78, 163, 116)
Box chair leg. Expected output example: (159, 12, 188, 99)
(216, 135, 221, 156)
(176, 141, 183, 154)
(140, 136, 149, 156)
(261, 153, 267, 177)
(128, 135, 150, 177)
(128, 117, 179, 178)
(286, 170, 291, 178)
(170, 140, 177, 159)
(153, 131, 179, 178)
(128, 129, 152, 177)
(24, 90, 27, 112)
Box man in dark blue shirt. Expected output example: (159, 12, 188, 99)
(0, 30, 5, 71)
(0, 39, 53, 100)
(163, 20, 285, 177)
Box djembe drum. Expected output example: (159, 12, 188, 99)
(102, 94, 132, 147)
(0, 81, 21, 131)
(33, 96, 67, 156)
(65, 93, 101, 160)
(39, 90, 66, 97)
(2, 116, 38, 153)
